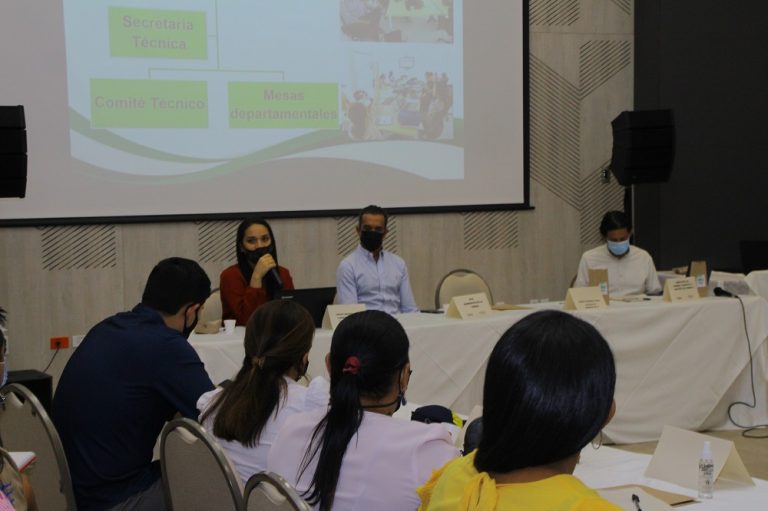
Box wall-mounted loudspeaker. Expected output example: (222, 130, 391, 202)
(610, 109, 675, 187)
(0, 105, 27, 198)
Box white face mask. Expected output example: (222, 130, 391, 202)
(607, 239, 630, 257)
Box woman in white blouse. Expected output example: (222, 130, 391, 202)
(575, 210, 662, 296)
(198, 300, 329, 484)
(267, 310, 459, 511)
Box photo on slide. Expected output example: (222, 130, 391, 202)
(340, 66, 454, 141)
(340, 0, 454, 43)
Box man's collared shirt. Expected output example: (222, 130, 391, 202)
(336, 245, 419, 314)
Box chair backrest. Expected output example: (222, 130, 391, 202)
(244, 471, 311, 511)
(435, 269, 493, 308)
(0, 383, 77, 510)
(199, 288, 223, 324)
(160, 418, 243, 511)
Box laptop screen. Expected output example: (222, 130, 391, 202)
(276, 287, 336, 328)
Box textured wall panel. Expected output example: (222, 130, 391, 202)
(197, 220, 239, 263)
(463, 212, 519, 251)
(579, 40, 632, 97)
(40, 225, 117, 270)
(579, 161, 625, 246)
(530, 55, 582, 209)
(610, 0, 632, 16)
(530, 0, 580, 26)
(336, 216, 398, 256)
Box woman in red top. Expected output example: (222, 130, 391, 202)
(220, 218, 294, 325)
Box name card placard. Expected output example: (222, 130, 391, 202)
(645, 426, 753, 490)
(322, 304, 366, 330)
(663, 277, 700, 302)
(446, 293, 493, 320)
(588, 268, 610, 302)
(564, 286, 608, 311)
(689, 260, 708, 297)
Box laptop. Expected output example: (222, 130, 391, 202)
(276, 287, 337, 328)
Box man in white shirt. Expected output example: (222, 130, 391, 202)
(336, 205, 419, 314)
(574, 210, 662, 296)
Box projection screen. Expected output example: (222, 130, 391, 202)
(0, 0, 528, 223)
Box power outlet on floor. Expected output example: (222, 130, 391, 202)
(71, 334, 85, 349)
(50, 336, 70, 350)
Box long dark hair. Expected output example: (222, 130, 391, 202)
(299, 310, 409, 511)
(200, 300, 314, 446)
(235, 217, 280, 298)
(474, 310, 616, 473)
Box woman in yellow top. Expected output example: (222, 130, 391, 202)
(418, 310, 621, 511)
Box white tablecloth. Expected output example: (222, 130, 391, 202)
(189, 296, 768, 443)
(576, 446, 767, 510)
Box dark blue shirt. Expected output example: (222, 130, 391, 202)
(52, 304, 214, 510)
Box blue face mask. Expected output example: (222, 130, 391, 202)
(607, 239, 630, 257)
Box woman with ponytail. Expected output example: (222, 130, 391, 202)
(197, 300, 328, 484)
(417, 310, 620, 511)
(268, 310, 459, 511)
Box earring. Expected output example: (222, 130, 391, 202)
(591, 430, 603, 449)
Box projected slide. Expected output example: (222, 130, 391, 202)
(63, 0, 464, 180)
(0, 1, 525, 221)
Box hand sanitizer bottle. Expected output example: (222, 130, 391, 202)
(698, 440, 714, 499)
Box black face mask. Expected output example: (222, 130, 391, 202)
(360, 230, 384, 252)
(245, 246, 273, 264)
(182, 305, 199, 338)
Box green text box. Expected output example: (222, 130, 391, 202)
(229, 82, 339, 128)
(91, 79, 208, 128)
(109, 7, 207, 59)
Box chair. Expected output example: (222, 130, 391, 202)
(244, 472, 311, 511)
(434, 269, 493, 308)
(0, 383, 77, 510)
(199, 288, 223, 324)
(160, 418, 243, 511)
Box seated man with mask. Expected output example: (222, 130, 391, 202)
(336, 205, 419, 314)
(53, 257, 214, 511)
(574, 210, 661, 296)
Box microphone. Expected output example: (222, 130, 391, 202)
(713, 286, 734, 297)
(269, 268, 284, 290)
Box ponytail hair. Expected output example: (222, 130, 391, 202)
(299, 310, 409, 511)
(201, 300, 314, 446)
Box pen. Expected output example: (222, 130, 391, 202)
(631, 493, 643, 511)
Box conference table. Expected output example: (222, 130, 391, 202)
(189, 296, 768, 444)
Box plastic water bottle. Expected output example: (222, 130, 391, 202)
(698, 441, 714, 499)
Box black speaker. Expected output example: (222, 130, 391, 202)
(610, 109, 675, 186)
(0, 105, 27, 198)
